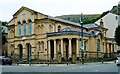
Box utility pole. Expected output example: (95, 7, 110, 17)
(80, 13, 84, 64)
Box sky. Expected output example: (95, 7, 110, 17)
(0, 0, 120, 22)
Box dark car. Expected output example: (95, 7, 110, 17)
(116, 53, 120, 66)
(0, 56, 13, 65)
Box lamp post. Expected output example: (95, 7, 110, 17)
(80, 13, 84, 64)
(29, 37, 31, 66)
(28, 29, 31, 66)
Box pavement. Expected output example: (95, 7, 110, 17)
(13, 61, 115, 66)
(1, 61, 119, 72)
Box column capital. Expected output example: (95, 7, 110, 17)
(60, 38, 63, 40)
(76, 38, 80, 41)
(47, 40, 50, 41)
(68, 38, 72, 40)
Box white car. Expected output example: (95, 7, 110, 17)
(116, 53, 120, 66)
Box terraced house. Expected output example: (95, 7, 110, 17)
(8, 6, 118, 63)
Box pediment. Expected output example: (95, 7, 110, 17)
(13, 6, 36, 17)
(13, 6, 48, 21)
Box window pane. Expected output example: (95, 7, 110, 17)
(84, 41, 86, 51)
(28, 22, 32, 35)
(24, 23, 26, 36)
(42, 42, 44, 51)
(97, 40, 100, 51)
(18, 24, 21, 36)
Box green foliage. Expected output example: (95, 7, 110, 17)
(2, 34, 7, 45)
(56, 5, 118, 24)
(56, 14, 101, 24)
(115, 25, 120, 46)
(1, 21, 8, 26)
(110, 5, 118, 15)
(1, 21, 8, 45)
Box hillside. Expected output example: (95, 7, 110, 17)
(56, 14, 101, 24)
(56, 5, 118, 24)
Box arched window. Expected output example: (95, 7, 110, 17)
(18, 22, 21, 36)
(23, 21, 26, 36)
(41, 41, 44, 52)
(38, 42, 40, 51)
(112, 44, 114, 52)
(10, 30, 14, 38)
(28, 20, 32, 35)
(84, 41, 86, 51)
(58, 25, 61, 32)
(97, 39, 100, 51)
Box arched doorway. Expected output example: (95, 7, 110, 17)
(97, 39, 100, 58)
(26, 43, 32, 61)
(18, 44, 23, 61)
(50, 40, 54, 60)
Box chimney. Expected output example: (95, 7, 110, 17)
(100, 19, 104, 27)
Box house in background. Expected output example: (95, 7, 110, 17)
(95, 13, 118, 38)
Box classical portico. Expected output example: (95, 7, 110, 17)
(47, 38, 80, 61)
(47, 27, 90, 63)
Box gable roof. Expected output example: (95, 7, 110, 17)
(13, 6, 48, 17)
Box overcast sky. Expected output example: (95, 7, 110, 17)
(0, 0, 119, 21)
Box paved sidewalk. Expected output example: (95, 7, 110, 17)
(13, 61, 115, 66)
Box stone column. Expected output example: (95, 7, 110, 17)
(76, 38, 79, 58)
(107, 43, 109, 57)
(48, 40, 51, 59)
(61, 39, 64, 57)
(69, 38, 72, 58)
(54, 39, 56, 59)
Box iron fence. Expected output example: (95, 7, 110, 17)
(11, 52, 117, 64)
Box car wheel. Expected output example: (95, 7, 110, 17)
(9, 62, 12, 65)
(2, 59, 5, 65)
(9, 63, 12, 65)
(117, 64, 120, 66)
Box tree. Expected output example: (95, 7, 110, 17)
(1, 21, 8, 45)
(115, 25, 120, 46)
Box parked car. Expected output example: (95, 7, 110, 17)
(0, 56, 13, 65)
(116, 53, 120, 66)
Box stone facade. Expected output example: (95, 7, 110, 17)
(8, 6, 118, 63)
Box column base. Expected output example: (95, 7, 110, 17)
(69, 57, 72, 61)
(62, 57, 64, 61)
(77, 57, 79, 60)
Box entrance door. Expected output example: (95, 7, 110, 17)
(19, 44, 23, 61)
(27, 44, 31, 61)
(50, 40, 54, 60)
(66, 45, 68, 59)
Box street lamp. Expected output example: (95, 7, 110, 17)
(80, 13, 84, 64)
(28, 29, 31, 66)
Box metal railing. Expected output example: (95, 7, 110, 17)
(11, 52, 117, 64)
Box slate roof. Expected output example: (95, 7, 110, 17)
(47, 27, 94, 37)
(92, 30, 101, 36)
(48, 16, 82, 27)
(83, 23, 99, 29)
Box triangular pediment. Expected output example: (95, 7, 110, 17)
(13, 6, 47, 17)
(13, 6, 35, 17)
